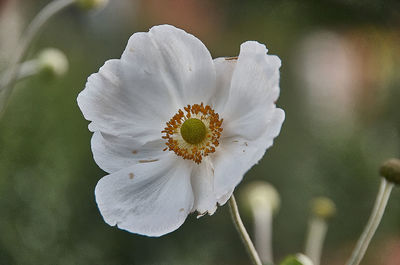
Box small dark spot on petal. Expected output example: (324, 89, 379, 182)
(232, 140, 239, 143)
(131, 150, 138, 154)
(139, 159, 159, 163)
(244, 142, 248, 146)
(129, 173, 134, 179)
(243, 150, 245, 152)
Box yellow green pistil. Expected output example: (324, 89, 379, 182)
(180, 118, 207, 144)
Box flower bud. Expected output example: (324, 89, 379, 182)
(75, 0, 108, 10)
(311, 197, 336, 220)
(37, 48, 69, 77)
(243, 181, 280, 214)
(380, 158, 400, 185)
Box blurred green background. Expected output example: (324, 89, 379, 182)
(1, 0, 400, 264)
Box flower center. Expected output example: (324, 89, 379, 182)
(162, 103, 223, 164)
(180, 118, 206, 144)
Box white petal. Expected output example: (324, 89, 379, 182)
(91, 131, 167, 173)
(78, 25, 216, 143)
(217, 188, 234, 206)
(95, 154, 194, 237)
(122, 25, 216, 107)
(210, 57, 237, 113)
(221, 41, 282, 140)
(212, 108, 285, 199)
(77, 59, 168, 143)
(190, 158, 218, 216)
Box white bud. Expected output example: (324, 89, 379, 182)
(37, 48, 69, 77)
(244, 181, 280, 214)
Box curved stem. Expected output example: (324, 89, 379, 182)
(0, 0, 75, 116)
(346, 178, 394, 265)
(229, 195, 262, 265)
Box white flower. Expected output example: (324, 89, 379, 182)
(77, 25, 284, 237)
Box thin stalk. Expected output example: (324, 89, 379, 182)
(304, 216, 327, 265)
(17, 60, 40, 80)
(346, 178, 394, 265)
(253, 204, 274, 264)
(0, 0, 74, 115)
(229, 195, 262, 265)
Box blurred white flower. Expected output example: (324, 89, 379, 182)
(297, 31, 359, 131)
(297, 29, 398, 135)
(77, 25, 284, 236)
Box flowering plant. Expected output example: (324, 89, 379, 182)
(1, 2, 399, 265)
(78, 24, 285, 237)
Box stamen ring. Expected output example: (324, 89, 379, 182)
(161, 103, 223, 164)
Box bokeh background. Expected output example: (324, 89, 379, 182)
(1, 0, 400, 264)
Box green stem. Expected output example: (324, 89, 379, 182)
(229, 194, 262, 265)
(345, 178, 394, 265)
(0, 0, 75, 116)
